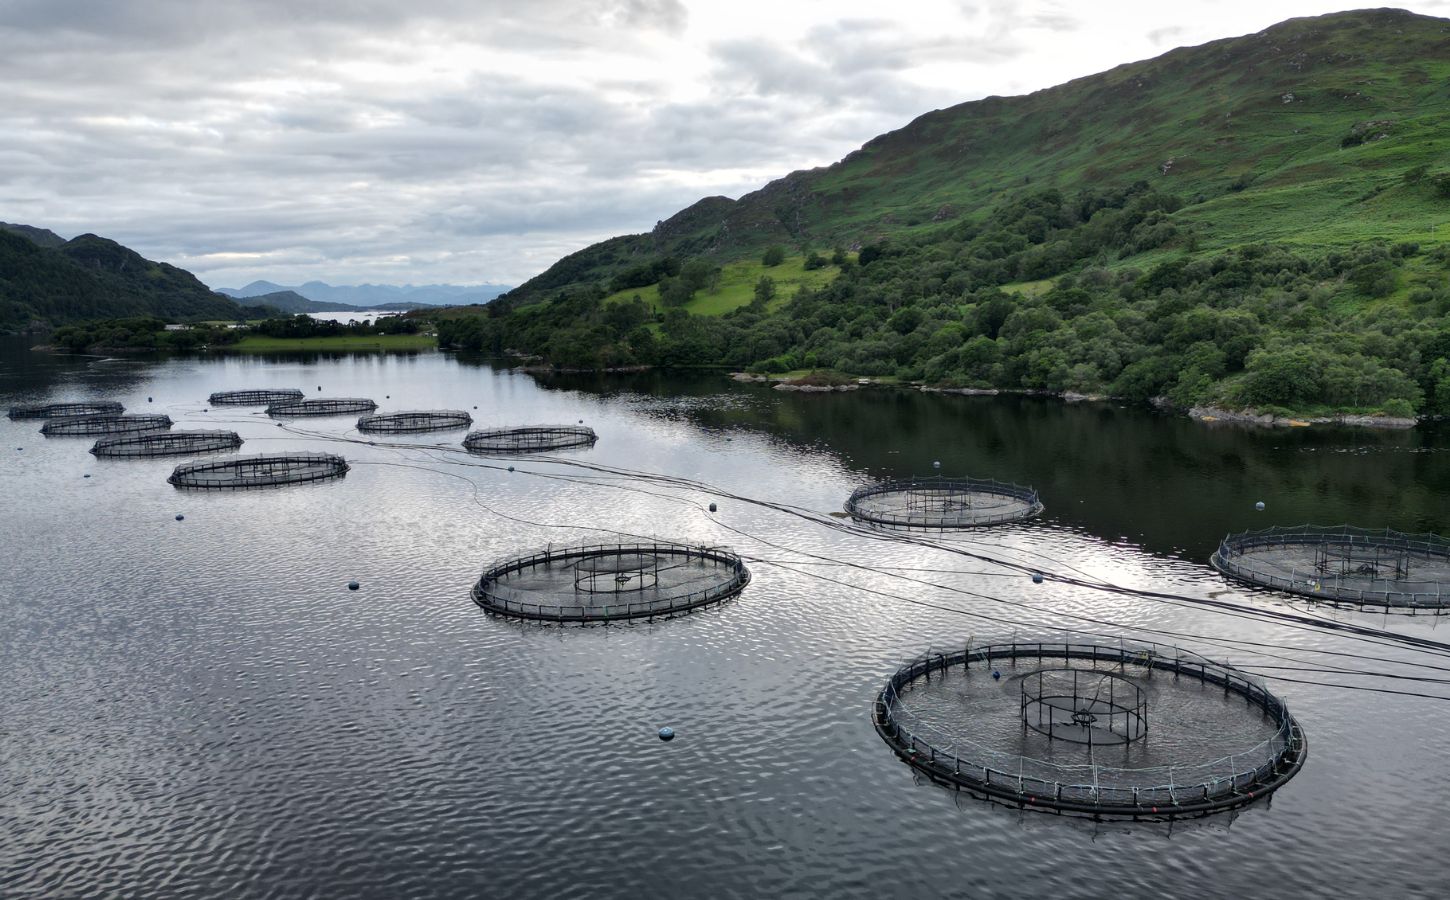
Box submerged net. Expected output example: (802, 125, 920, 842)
(40, 414, 172, 436)
(209, 389, 305, 406)
(8, 401, 124, 420)
(358, 410, 473, 433)
(169, 452, 349, 489)
(473, 542, 749, 622)
(92, 430, 243, 458)
(1211, 525, 1450, 611)
(874, 640, 1305, 818)
(463, 425, 598, 454)
(266, 397, 377, 417)
(845, 475, 1043, 529)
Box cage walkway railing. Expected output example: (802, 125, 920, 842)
(873, 640, 1304, 815)
(473, 542, 749, 622)
(1212, 524, 1450, 610)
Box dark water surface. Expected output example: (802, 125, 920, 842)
(3, 340, 1449, 898)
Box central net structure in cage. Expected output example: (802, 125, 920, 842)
(463, 425, 598, 454)
(873, 639, 1305, 819)
(1211, 525, 1450, 611)
(266, 397, 377, 417)
(845, 475, 1043, 529)
(8, 401, 124, 420)
(169, 452, 349, 489)
(357, 410, 473, 434)
(209, 389, 305, 406)
(472, 542, 750, 622)
(40, 414, 172, 436)
(91, 430, 243, 458)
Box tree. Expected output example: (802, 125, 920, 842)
(762, 245, 785, 266)
(752, 276, 778, 308)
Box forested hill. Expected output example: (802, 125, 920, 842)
(503, 7, 1450, 302)
(0, 228, 247, 330)
(440, 9, 1450, 420)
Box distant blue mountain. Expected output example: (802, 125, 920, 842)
(217, 280, 511, 309)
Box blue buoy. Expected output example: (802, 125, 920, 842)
(658, 727, 675, 741)
(147, 397, 153, 402)
(175, 514, 184, 521)
(507, 466, 514, 472)
(1032, 573, 1044, 584)
(348, 581, 360, 591)
(991, 670, 1001, 681)
(473, 405, 478, 409)
(317, 386, 322, 391)
(1255, 501, 1266, 511)
(83, 474, 91, 479)
(709, 502, 717, 512)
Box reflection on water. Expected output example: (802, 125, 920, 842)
(2, 340, 1449, 898)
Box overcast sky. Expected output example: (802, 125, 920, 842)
(3, 1, 1446, 288)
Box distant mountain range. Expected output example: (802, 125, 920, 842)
(217, 280, 511, 310)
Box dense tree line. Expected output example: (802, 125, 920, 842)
(49, 317, 243, 352)
(438, 184, 1450, 417)
(251, 314, 421, 338)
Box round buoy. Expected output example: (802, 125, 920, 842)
(202, 408, 208, 413)
(1032, 573, 1044, 584)
(175, 514, 185, 521)
(658, 727, 675, 742)
(317, 386, 322, 391)
(385, 395, 390, 399)
(708, 502, 718, 513)
(991, 670, 1001, 681)
(147, 397, 153, 402)
(933, 460, 941, 469)
(348, 581, 360, 591)
(83, 474, 91, 479)
(1255, 501, 1266, 511)
(507, 465, 515, 472)
(473, 405, 478, 409)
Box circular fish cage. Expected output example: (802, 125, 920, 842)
(473, 542, 750, 622)
(8, 401, 124, 420)
(40, 414, 172, 436)
(209, 389, 305, 406)
(463, 425, 598, 454)
(169, 452, 350, 490)
(845, 475, 1043, 530)
(91, 430, 244, 458)
(1211, 525, 1450, 611)
(873, 639, 1305, 819)
(265, 397, 377, 417)
(357, 410, 473, 434)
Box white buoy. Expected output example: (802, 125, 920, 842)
(1255, 501, 1266, 511)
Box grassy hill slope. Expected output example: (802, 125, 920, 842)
(504, 8, 1450, 303)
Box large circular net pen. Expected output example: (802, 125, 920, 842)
(209, 389, 305, 406)
(463, 425, 598, 454)
(92, 430, 243, 458)
(169, 452, 349, 489)
(845, 476, 1043, 529)
(266, 397, 377, 417)
(41, 414, 172, 436)
(1211, 525, 1450, 612)
(358, 410, 473, 434)
(873, 640, 1306, 819)
(472, 542, 750, 622)
(8, 401, 124, 420)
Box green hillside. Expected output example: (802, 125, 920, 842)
(0, 229, 248, 330)
(439, 9, 1450, 419)
(501, 7, 1450, 303)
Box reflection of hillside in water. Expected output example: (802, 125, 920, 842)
(529, 368, 1450, 560)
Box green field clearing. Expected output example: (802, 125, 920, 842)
(603, 255, 846, 316)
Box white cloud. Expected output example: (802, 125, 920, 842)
(0, 0, 1441, 286)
